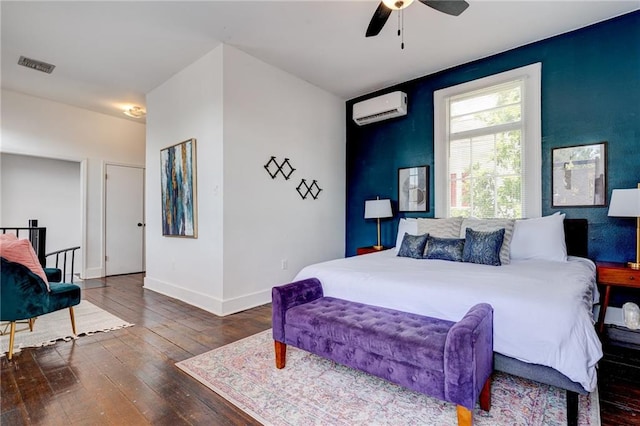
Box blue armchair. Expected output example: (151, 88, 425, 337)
(1, 257, 81, 359)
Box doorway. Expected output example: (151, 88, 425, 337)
(0, 153, 83, 277)
(105, 164, 145, 276)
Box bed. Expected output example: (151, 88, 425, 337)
(293, 216, 602, 425)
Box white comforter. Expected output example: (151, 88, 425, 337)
(294, 250, 603, 392)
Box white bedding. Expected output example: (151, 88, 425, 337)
(294, 250, 603, 392)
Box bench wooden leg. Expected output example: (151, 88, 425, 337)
(456, 405, 472, 426)
(275, 341, 286, 369)
(479, 375, 491, 411)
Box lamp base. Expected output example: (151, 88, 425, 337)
(628, 262, 640, 270)
(373, 245, 384, 250)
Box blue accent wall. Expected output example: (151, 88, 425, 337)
(346, 11, 640, 263)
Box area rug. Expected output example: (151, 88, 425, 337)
(177, 329, 600, 426)
(0, 300, 133, 356)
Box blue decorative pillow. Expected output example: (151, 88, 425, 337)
(397, 233, 429, 259)
(424, 236, 465, 262)
(462, 228, 505, 266)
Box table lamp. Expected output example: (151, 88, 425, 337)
(364, 197, 393, 250)
(608, 184, 640, 269)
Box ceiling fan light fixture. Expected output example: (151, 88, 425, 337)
(382, 0, 414, 11)
(123, 106, 146, 118)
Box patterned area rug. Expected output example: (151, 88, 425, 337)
(0, 300, 133, 357)
(177, 329, 600, 425)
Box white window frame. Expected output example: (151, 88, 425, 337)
(434, 63, 542, 218)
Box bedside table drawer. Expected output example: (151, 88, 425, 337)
(595, 262, 640, 333)
(597, 267, 640, 287)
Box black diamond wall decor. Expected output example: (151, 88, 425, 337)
(296, 179, 322, 200)
(264, 156, 296, 180)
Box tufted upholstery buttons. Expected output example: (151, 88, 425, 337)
(285, 297, 455, 370)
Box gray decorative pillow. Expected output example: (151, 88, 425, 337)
(424, 236, 465, 262)
(460, 218, 515, 265)
(397, 233, 429, 259)
(462, 228, 505, 266)
(416, 217, 463, 238)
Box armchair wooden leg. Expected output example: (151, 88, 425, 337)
(8, 322, 16, 360)
(28, 318, 35, 332)
(69, 307, 77, 335)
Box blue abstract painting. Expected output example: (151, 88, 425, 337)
(161, 139, 197, 237)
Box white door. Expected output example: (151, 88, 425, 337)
(105, 164, 145, 276)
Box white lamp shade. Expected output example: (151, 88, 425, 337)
(364, 199, 393, 219)
(608, 188, 640, 217)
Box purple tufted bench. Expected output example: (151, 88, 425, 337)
(272, 278, 493, 426)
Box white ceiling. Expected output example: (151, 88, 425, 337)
(2, 1, 638, 123)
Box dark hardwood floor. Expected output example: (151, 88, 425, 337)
(598, 342, 640, 425)
(1, 274, 269, 425)
(1, 274, 639, 425)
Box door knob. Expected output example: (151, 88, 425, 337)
(137, 223, 143, 227)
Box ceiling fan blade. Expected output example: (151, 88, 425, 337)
(419, 0, 469, 16)
(366, 2, 393, 37)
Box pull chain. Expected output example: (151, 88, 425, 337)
(397, 9, 405, 50)
(401, 9, 405, 49)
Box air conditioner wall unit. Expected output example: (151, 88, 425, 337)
(352, 91, 408, 126)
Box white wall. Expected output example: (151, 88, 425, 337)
(145, 46, 226, 310)
(1, 153, 81, 273)
(145, 44, 345, 315)
(222, 45, 345, 310)
(0, 89, 145, 278)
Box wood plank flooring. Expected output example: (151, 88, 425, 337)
(2, 274, 639, 425)
(598, 343, 640, 425)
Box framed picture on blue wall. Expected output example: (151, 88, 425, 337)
(160, 138, 198, 237)
(552, 142, 607, 207)
(398, 166, 429, 212)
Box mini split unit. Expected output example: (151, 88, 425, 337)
(352, 91, 408, 126)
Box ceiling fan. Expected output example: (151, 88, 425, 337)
(366, 0, 469, 38)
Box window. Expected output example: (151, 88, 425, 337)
(434, 63, 541, 219)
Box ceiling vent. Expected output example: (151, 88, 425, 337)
(18, 56, 56, 74)
(353, 91, 407, 126)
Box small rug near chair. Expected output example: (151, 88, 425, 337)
(0, 300, 133, 357)
(177, 329, 600, 426)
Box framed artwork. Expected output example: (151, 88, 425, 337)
(552, 142, 607, 207)
(160, 138, 198, 237)
(398, 165, 429, 212)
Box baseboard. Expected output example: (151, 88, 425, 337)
(221, 289, 271, 316)
(144, 276, 223, 314)
(143, 277, 271, 316)
(82, 267, 104, 280)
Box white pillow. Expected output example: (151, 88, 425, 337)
(510, 213, 567, 262)
(459, 218, 515, 265)
(394, 218, 418, 254)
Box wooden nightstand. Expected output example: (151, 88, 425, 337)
(356, 246, 387, 255)
(596, 262, 640, 334)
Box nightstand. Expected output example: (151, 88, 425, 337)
(596, 262, 640, 334)
(356, 246, 387, 255)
